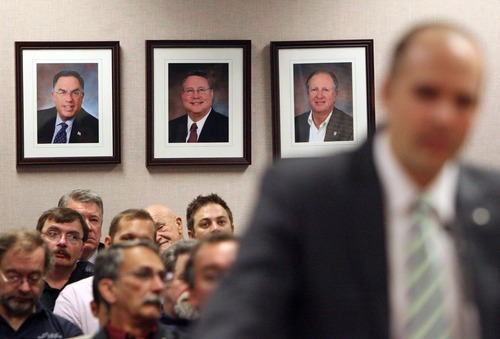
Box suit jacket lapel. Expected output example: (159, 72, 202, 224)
(346, 139, 390, 338)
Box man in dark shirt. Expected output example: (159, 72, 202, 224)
(0, 230, 82, 337)
(36, 207, 92, 311)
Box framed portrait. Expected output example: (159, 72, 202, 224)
(271, 40, 375, 159)
(146, 40, 251, 166)
(16, 41, 120, 165)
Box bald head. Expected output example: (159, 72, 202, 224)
(145, 205, 184, 252)
(382, 23, 483, 187)
(388, 23, 482, 80)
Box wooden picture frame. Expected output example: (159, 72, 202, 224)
(16, 41, 120, 165)
(271, 40, 375, 159)
(146, 40, 251, 166)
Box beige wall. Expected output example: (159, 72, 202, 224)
(1, 1, 499, 236)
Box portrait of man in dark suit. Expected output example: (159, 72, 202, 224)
(37, 69, 99, 144)
(168, 69, 228, 143)
(295, 69, 353, 142)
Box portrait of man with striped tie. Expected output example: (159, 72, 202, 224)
(37, 69, 99, 144)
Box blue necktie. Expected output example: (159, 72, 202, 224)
(53, 122, 68, 143)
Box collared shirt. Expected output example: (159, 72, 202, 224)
(51, 115, 75, 143)
(373, 131, 479, 339)
(105, 322, 158, 339)
(307, 111, 333, 142)
(0, 302, 83, 338)
(186, 108, 212, 142)
(40, 261, 94, 311)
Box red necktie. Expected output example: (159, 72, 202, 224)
(187, 123, 198, 143)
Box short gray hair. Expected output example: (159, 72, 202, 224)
(58, 189, 103, 216)
(161, 239, 198, 274)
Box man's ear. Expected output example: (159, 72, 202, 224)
(104, 235, 112, 248)
(188, 230, 195, 239)
(230, 223, 235, 234)
(176, 217, 183, 236)
(98, 278, 117, 305)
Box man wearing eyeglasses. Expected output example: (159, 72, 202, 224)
(54, 208, 157, 335)
(169, 70, 229, 143)
(35, 207, 92, 311)
(295, 70, 353, 142)
(93, 240, 175, 338)
(37, 69, 99, 144)
(0, 230, 83, 337)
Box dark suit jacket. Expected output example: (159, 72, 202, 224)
(295, 107, 353, 142)
(168, 109, 228, 143)
(37, 107, 99, 143)
(194, 137, 500, 339)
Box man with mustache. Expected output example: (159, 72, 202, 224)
(145, 204, 184, 252)
(54, 208, 157, 335)
(0, 230, 83, 337)
(169, 70, 229, 143)
(36, 207, 92, 311)
(58, 189, 105, 263)
(92, 240, 173, 338)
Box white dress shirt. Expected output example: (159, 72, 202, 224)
(373, 131, 479, 339)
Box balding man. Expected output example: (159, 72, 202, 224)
(145, 204, 184, 252)
(194, 23, 500, 338)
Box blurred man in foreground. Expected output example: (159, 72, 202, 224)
(194, 23, 500, 338)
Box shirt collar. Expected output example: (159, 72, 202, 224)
(373, 130, 459, 223)
(307, 110, 333, 129)
(55, 114, 75, 128)
(187, 108, 212, 132)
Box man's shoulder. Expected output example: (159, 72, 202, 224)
(75, 108, 99, 124)
(69, 262, 94, 283)
(17, 305, 83, 337)
(295, 111, 309, 121)
(209, 109, 228, 120)
(61, 275, 94, 293)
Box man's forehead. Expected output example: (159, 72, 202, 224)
(184, 75, 209, 86)
(116, 218, 155, 234)
(44, 218, 83, 232)
(68, 199, 102, 214)
(121, 246, 162, 266)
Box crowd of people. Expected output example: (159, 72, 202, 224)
(0, 190, 238, 338)
(1, 22, 499, 339)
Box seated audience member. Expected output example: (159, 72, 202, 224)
(36, 207, 91, 311)
(58, 189, 105, 263)
(145, 204, 184, 252)
(186, 193, 234, 239)
(0, 230, 83, 337)
(93, 240, 174, 338)
(160, 239, 198, 334)
(54, 209, 157, 335)
(184, 234, 239, 312)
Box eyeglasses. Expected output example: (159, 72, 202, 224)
(182, 87, 212, 96)
(0, 269, 44, 286)
(123, 267, 167, 283)
(53, 89, 84, 98)
(41, 229, 83, 244)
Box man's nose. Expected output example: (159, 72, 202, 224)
(17, 278, 31, 293)
(57, 235, 67, 246)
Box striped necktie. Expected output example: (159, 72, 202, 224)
(405, 195, 451, 339)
